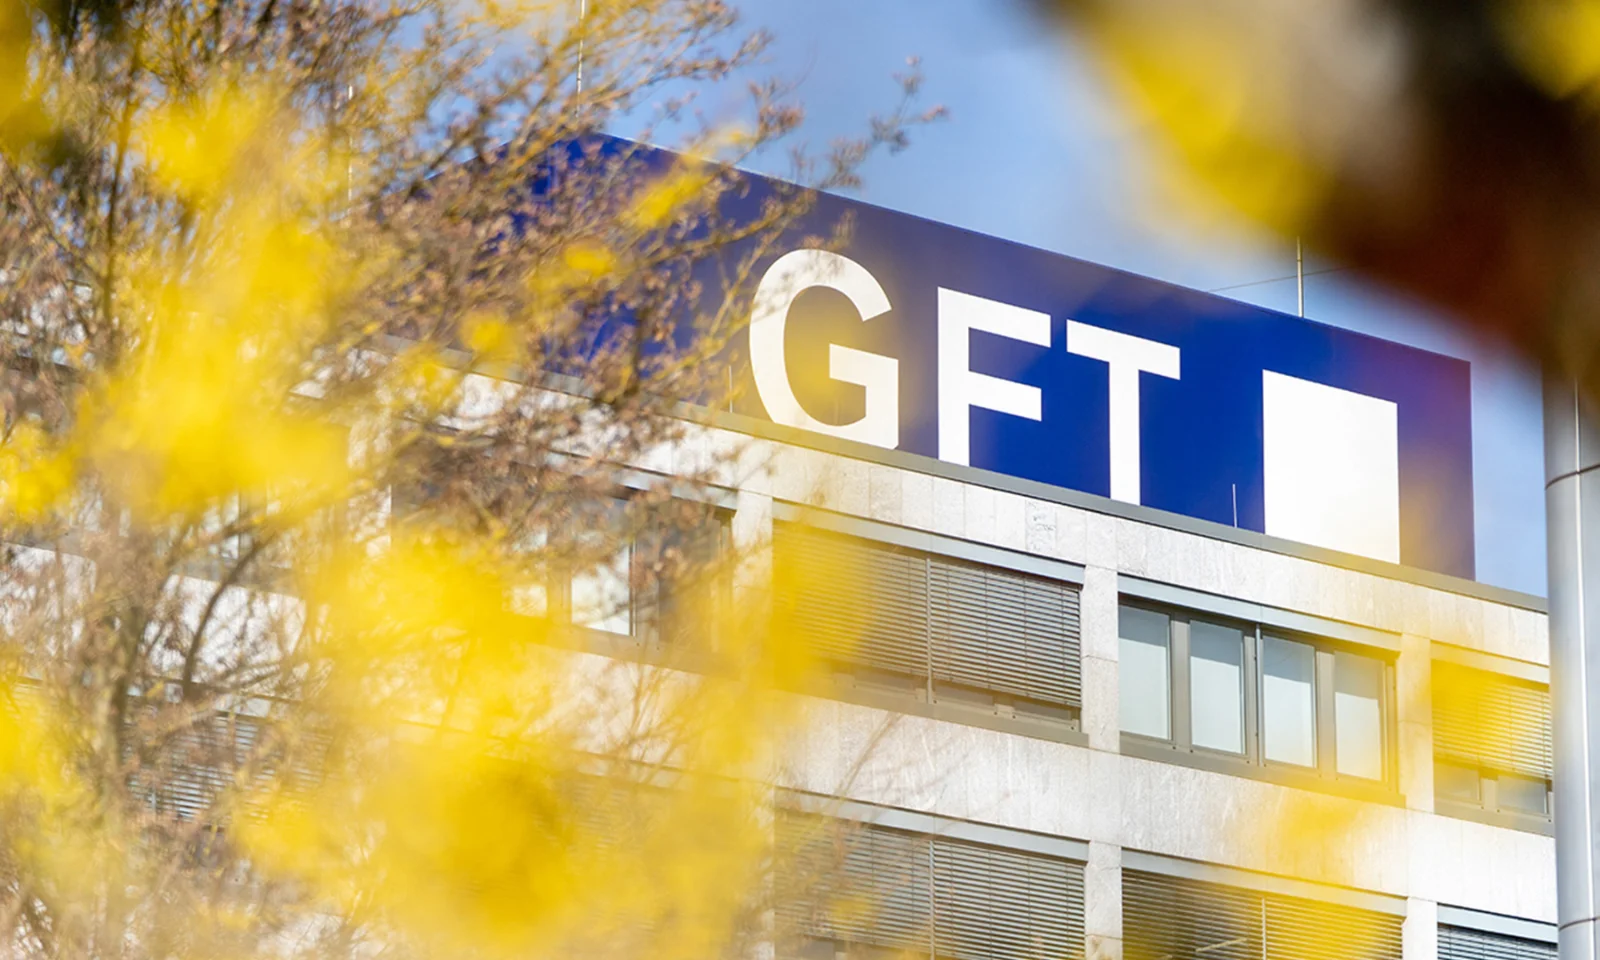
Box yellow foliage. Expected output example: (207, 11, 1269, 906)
(138, 86, 277, 202)
(1086, 10, 1328, 232)
(78, 195, 352, 517)
(463, 310, 519, 365)
(0, 18, 860, 954)
(215, 528, 825, 958)
(627, 166, 711, 230)
(0, 421, 77, 522)
(0, 678, 110, 909)
(562, 239, 618, 278)
(1502, 0, 1600, 101)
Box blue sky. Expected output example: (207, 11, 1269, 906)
(620, 0, 1547, 596)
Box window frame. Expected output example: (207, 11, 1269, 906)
(1118, 598, 1400, 801)
(1431, 660, 1555, 835)
(771, 511, 1088, 746)
(470, 480, 733, 653)
(550, 492, 734, 647)
(1433, 767, 1554, 834)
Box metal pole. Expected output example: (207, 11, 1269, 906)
(1296, 238, 1305, 318)
(1546, 373, 1600, 960)
(576, 0, 586, 93)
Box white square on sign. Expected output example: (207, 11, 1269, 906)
(1262, 371, 1400, 564)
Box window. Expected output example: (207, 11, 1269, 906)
(1335, 652, 1385, 780)
(1438, 925, 1556, 960)
(1433, 661, 1553, 828)
(1262, 636, 1316, 766)
(1119, 606, 1171, 739)
(1122, 870, 1402, 960)
(1119, 601, 1393, 789)
(774, 524, 1082, 728)
(513, 495, 728, 642)
(1189, 620, 1244, 754)
(569, 499, 635, 634)
(777, 814, 1084, 960)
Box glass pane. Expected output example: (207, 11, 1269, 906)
(1119, 605, 1171, 739)
(572, 543, 632, 634)
(1189, 620, 1244, 753)
(510, 581, 549, 618)
(509, 527, 549, 617)
(1434, 762, 1481, 803)
(1498, 775, 1549, 815)
(1262, 637, 1316, 766)
(1335, 652, 1384, 779)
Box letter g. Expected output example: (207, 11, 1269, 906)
(749, 250, 899, 449)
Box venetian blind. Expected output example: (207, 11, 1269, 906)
(776, 813, 1084, 960)
(1122, 870, 1401, 960)
(1433, 661, 1553, 780)
(773, 523, 1081, 711)
(1439, 925, 1556, 960)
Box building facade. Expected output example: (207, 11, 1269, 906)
(760, 423, 1551, 960)
(506, 144, 1554, 960)
(576, 395, 1556, 960)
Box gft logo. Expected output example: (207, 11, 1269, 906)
(750, 248, 1181, 507)
(739, 242, 1464, 577)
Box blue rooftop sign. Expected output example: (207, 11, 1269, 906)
(729, 188, 1475, 580)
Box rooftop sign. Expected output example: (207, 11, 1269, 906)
(730, 189, 1475, 580)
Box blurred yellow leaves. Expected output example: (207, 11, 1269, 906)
(1083, 8, 1330, 233)
(0, 422, 77, 523)
(220, 525, 820, 959)
(0, 677, 77, 811)
(305, 532, 553, 726)
(0, 0, 47, 156)
(463, 311, 519, 364)
(562, 239, 618, 278)
(0, 13, 857, 952)
(0, 81, 357, 524)
(1502, 0, 1600, 101)
(0, 677, 109, 915)
(627, 165, 710, 230)
(81, 215, 353, 518)
(241, 734, 775, 959)
(139, 87, 276, 203)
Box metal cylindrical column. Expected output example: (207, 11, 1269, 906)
(1547, 375, 1600, 960)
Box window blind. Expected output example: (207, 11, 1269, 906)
(156, 715, 255, 822)
(773, 524, 1082, 711)
(147, 713, 328, 824)
(1433, 662, 1553, 780)
(1123, 870, 1401, 960)
(777, 814, 1084, 960)
(1439, 925, 1556, 960)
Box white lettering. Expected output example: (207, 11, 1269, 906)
(749, 250, 900, 449)
(1066, 320, 1180, 504)
(937, 288, 1051, 466)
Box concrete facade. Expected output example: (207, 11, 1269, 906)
(651, 415, 1558, 956)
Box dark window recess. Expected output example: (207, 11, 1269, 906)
(773, 524, 1082, 723)
(776, 813, 1084, 960)
(1438, 925, 1556, 960)
(1123, 870, 1402, 960)
(1433, 661, 1553, 825)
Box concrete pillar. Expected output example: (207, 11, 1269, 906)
(1085, 841, 1123, 960)
(1402, 898, 1439, 960)
(1396, 634, 1434, 812)
(1079, 565, 1121, 753)
(1545, 376, 1600, 960)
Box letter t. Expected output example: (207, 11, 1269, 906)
(1066, 320, 1181, 505)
